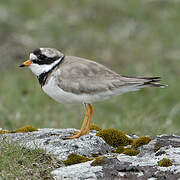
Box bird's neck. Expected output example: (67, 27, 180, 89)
(37, 55, 65, 87)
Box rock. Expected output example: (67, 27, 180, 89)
(0, 128, 113, 160)
(0, 128, 180, 179)
(51, 161, 102, 180)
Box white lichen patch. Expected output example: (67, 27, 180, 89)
(51, 161, 102, 179)
(117, 145, 180, 174)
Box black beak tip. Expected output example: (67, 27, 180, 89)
(19, 64, 25, 67)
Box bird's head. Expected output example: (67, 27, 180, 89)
(19, 48, 64, 76)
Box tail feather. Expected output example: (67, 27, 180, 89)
(121, 75, 167, 88)
(141, 81, 167, 88)
(138, 77, 167, 88)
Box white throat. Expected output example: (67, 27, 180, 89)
(29, 58, 62, 76)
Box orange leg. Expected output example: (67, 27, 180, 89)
(73, 105, 90, 135)
(83, 104, 94, 134)
(66, 104, 91, 139)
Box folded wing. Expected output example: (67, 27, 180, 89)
(57, 56, 166, 95)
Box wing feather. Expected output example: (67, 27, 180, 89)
(57, 56, 140, 94)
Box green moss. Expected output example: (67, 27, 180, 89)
(132, 136, 152, 148)
(90, 124, 102, 131)
(63, 153, 91, 166)
(96, 128, 133, 147)
(158, 158, 173, 167)
(112, 146, 125, 154)
(91, 153, 101, 157)
(0, 130, 10, 134)
(12, 125, 38, 133)
(0, 125, 38, 134)
(123, 148, 139, 156)
(91, 157, 105, 166)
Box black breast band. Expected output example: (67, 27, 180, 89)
(37, 55, 65, 87)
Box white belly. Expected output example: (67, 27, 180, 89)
(42, 76, 111, 104)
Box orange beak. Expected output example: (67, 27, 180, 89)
(19, 60, 33, 67)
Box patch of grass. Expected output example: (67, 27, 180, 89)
(0, 141, 62, 179)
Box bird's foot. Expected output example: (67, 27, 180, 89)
(65, 130, 89, 139)
(72, 128, 89, 135)
(72, 131, 79, 135)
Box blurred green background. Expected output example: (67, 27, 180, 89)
(0, 0, 179, 135)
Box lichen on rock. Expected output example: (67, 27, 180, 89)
(63, 153, 91, 166)
(96, 128, 133, 147)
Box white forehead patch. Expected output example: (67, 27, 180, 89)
(40, 48, 63, 58)
(30, 53, 37, 60)
(40, 48, 56, 58)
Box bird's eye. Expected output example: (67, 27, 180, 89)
(38, 54, 47, 60)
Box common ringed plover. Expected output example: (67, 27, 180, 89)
(19, 48, 166, 139)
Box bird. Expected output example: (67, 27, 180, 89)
(19, 48, 166, 139)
